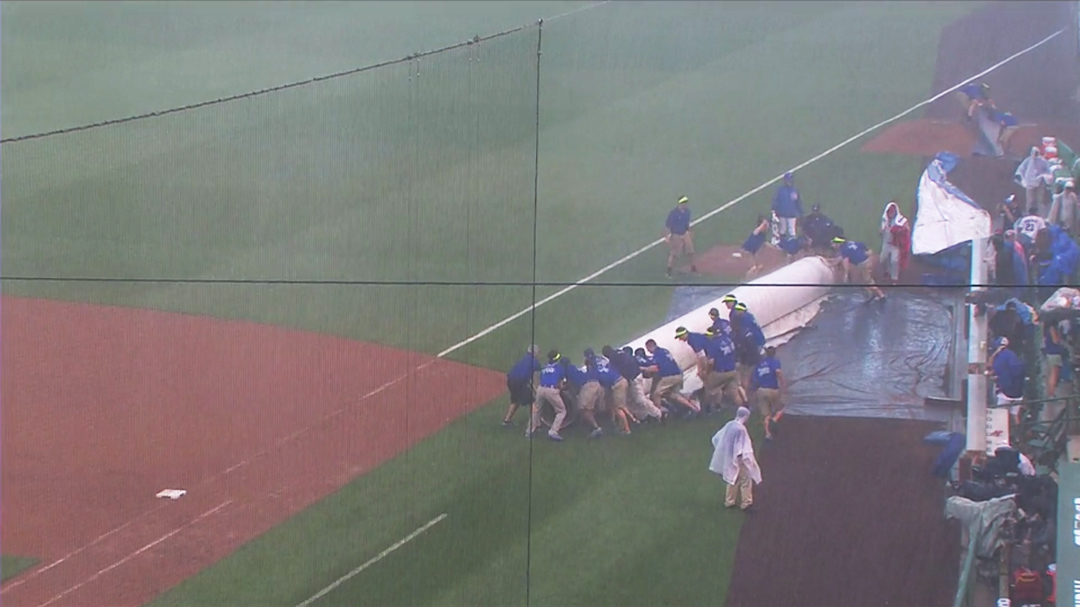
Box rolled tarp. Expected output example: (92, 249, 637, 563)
(622, 255, 839, 393)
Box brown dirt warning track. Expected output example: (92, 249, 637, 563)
(0, 296, 505, 607)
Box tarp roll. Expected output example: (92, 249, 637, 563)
(621, 256, 839, 393)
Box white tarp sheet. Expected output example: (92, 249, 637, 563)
(912, 153, 992, 256)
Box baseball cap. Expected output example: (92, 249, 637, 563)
(527, 344, 539, 354)
(677, 196, 689, 204)
(832, 236, 846, 244)
(733, 302, 748, 312)
(783, 172, 794, 181)
(721, 294, 737, 303)
(706, 326, 719, 337)
(674, 327, 689, 338)
(548, 350, 561, 362)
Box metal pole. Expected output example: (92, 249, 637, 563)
(966, 239, 989, 455)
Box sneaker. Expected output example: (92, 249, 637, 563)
(666, 268, 673, 278)
(660, 412, 668, 426)
(589, 427, 603, 439)
(620, 428, 632, 436)
(502, 420, 514, 427)
(682, 410, 699, 421)
(548, 432, 564, 442)
(525, 429, 534, 438)
(740, 504, 756, 514)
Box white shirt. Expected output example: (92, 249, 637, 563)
(1014, 215, 1047, 241)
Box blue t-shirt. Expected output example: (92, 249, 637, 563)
(742, 231, 766, 254)
(705, 334, 738, 373)
(635, 352, 654, 368)
(538, 361, 565, 388)
(992, 348, 1025, 399)
(735, 312, 766, 348)
(751, 357, 781, 390)
(506, 353, 541, 382)
(710, 317, 733, 338)
(564, 363, 590, 387)
(592, 357, 623, 388)
(840, 241, 869, 265)
(685, 332, 711, 355)
(666, 207, 691, 236)
(651, 347, 683, 377)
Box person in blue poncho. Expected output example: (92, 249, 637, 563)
(1036, 225, 1079, 300)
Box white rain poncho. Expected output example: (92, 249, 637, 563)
(1015, 147, 1052, 190)
(880, 201, 909, 233)
(708, 407, 762, 485)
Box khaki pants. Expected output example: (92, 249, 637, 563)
(626, 377, 663, 419)
(608, 377, 629, 413)
(650, 374, 683, 408)
(668, 233, 695, 257)
(532, 386, 566, 435)
(725, 460, 753, 509)
(703, 370, 740, 406)
(756, 388, 783, 418)
(578, 381, 604, 412)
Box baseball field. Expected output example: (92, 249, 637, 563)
(3, 1, 1073, 605)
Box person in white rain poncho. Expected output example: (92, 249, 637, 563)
(1014, 147, 1053, 212)
(709, 407, 762, 511)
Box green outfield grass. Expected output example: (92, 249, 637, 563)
(1, 2, 979, 605)
(1, 555, 38, 583)
(149, 405, 761, 607)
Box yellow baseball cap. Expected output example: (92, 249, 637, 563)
(721, 294, 737, 303)
(677, 196, 689, 204)
(832, 236, 846, 244)
(733, 302, 748, 312)
(674, 326, 689, 338)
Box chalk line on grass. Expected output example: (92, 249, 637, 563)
(437, 26, 1064, 358)
(295, 514, 449, 607)
(33, 500, 233, 607)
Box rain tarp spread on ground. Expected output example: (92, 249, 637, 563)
(667, 287, 958, 421)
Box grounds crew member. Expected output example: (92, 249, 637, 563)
(771, 172, 804, 238)
(503, 345, 541, 426)
(832, 236, 886, 302)
(702, 326, 745, 413)
(664, 196, 698, 277)
(528, 350, 569, 442)
(568, 350, 608, 439)
(674, 326, 712, 380)
(590, 349, 633, 435)
(604, 346, 664, 423)
(750, 346, 786, 441)
(708, 306, 733, 338)
(802, 203, 842, 252)
(643, 339, 701, 418)
(730, 302, 766, 390)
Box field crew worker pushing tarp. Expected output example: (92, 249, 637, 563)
(604, 346, 665, 423)
(502, 345, 541, 426)
(588, 349, 633, 436)
(527, 350, 570, 441)
(730, 302, 766, 391)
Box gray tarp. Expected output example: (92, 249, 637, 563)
(945, 494, 1017, 558)
(778, 291, 956, 421)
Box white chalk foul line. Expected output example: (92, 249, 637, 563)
(33, 500, 233, 607)
(295, 514, 448, 607)
(436, 26, 1065, 359)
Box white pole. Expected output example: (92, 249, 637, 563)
(966, 238, 990, 455)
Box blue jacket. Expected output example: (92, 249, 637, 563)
(772, 185, 804, 218)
